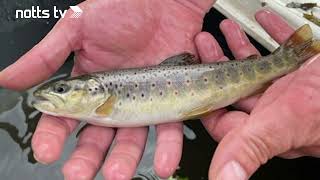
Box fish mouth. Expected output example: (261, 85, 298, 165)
(33, 96, 48, 102)
(31, 94, 57, 110)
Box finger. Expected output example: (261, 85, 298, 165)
(255, 10, 295, 44)
(202, 110, 248, 141)
(0, 17, 80, 90)
(31, 114, 79, 164)
(195, 32, 228, 63)
(299, 146, 320, 158)
(220, 19, 260, 59)
(253, 10, 296, 113)
(195, 31, 248, 142)
(154, 122, 183, 178)
(102, 127, 148, 180)
(220, 19, 261, 112)
(279, 150, 304, 159)
(62, 126, 114, 180)
(209, 105, 293, 180)
(251, 73, 296, 114)
(234, 95, 261, 113)
(279, 146, 320, 159)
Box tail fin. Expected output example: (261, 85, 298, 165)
(281, 24, 320, 62)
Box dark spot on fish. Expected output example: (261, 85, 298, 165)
(133, 96, 136, 100)
(209, 65, 213, 69)
(226, 66, 240, 83)
(119, 102, 122, 106)
(175, 91, 178, 95)
(120, 83, 123, 87)
(272, 56, 284, 68)
(74, 86, 81, 91)
(89, 88, 92, 91)
(256, 61, 271, 73)
(241, 63, 255, 80)
(110, 82, 113, 86)
(141, 93, 144, 98)
(118, 90, 121, 94)
(127, 93, 130, 98)
(167, 81, 171, 85)
(134, 72, 137, 75)
(94, 88, 98, 91)
(152, 83, 156, 87)
(115, 84, 118, 89)
(204, 78, 208, 82)
(191, 92, 194, 96)
(185, 67, 188, 70)
(160, 92, 163, 96)
(214, 69, 226, 85)
(186, 80, 190, 83)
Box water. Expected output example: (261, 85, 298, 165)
(1, 1, 320, 180)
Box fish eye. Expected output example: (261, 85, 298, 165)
(53, 83, 70, 94)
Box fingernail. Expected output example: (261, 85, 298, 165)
(33, 153, 48, 165)
(216, 161, 247, 180)
(221, 20, 250, 46)
(255, 10, 272, 23)
(63, 158, 96, 180)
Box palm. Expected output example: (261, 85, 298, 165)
(73, 0, 203, 74)
(0, 0, 213, 179)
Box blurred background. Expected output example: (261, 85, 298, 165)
(0, 0, 320, 179)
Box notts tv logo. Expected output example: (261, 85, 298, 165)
(15, 6, 83, 19)
(69, 6, 83, 18)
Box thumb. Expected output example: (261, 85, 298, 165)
(0, 10, 81, 90)
(209, 106, 293, 180)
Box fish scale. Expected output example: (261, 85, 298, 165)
(32, 25, 320, 127)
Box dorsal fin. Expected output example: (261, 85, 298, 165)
(160, 52, 198, 66)
(245, 54, 260, 60)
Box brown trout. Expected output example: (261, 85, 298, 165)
(32, 25, 320, 127)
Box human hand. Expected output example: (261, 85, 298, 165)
(0, 0, 215, 179)
(196, 10, 320, 179)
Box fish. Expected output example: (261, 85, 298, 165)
(32, 25, 320, 127)
(286, 2, 318, 11)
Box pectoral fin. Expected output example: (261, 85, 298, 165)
(95, 95, 117, 116)
(160, 52, 198, 66)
